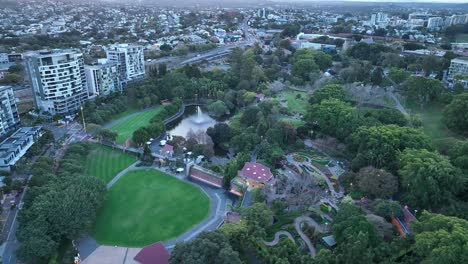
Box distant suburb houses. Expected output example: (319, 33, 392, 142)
(0, 126, 42, 172)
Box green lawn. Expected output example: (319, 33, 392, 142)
(279, 117, 305, 128)
(110, 108, 139, 121)
(278, 90, 309, 115)
(404, 100, 455, 140)
(109, 106, 163, 144)
(455, 33, 468, 43)
(85, 144, 137, 183)
(92, 169, 210, 246)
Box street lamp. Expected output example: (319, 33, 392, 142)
(80, 106, 86, 133)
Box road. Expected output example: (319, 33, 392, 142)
(1, 185, 28, 264)
(145, 16, 256, 68)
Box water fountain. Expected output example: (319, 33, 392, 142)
(192, 106, 206, 124)
(168, 105, 216, 137)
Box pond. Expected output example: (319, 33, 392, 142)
(167, 106, 217, 138)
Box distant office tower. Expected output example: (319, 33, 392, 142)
(106, 44, 145, 86)
(448, 57, 468, 79)
(0, 86, 20, 137)
(85, 59, 122, 97)
(427, 17, 444, 30)
(25, 50, 88, 115)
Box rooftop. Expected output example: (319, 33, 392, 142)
(160, 144, 174, 153)
(240, 162, 273, 183)
(133, 242, 169, 264)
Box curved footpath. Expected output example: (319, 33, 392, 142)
(294, 216, 325, 257)
(79, 163, 230, 263)
(264, 215, 327, 257)
(263, 231, 295, 246)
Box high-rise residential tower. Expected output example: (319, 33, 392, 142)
(0, 86, 20, 137)
(106, 44, 145, 86)
(25, 50, 88, 115)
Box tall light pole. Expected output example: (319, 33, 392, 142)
(80, 106, 86, 133)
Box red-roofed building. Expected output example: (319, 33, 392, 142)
(238, 162, 274, 187)
(159, 144, 174, 157)
(134, 242, 169, 264)
(255, 93, 265, 101)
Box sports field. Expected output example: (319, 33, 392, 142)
(109, 106, 163, 144)
(85, 144, 137, 183)
(91, 169, 210, 246)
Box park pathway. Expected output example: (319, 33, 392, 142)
(263, 231, 295, 246)
(294, 216, 326, 257)
(263, 215, 327, 257)
(106, 161, 140, 189)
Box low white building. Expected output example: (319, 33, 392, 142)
(448, 57, 468, 79)
(0, 127, 42, 172)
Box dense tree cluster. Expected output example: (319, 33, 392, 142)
(443, 93, 468, 136)
(17, 143, 106, 263)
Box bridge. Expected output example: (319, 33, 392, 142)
(163, 102, 206, 125)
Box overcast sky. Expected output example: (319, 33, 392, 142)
(283, 0, 467, 3)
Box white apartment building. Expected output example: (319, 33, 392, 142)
(85, 59, 122, 97)
(106, 44, 145, 86)
(0, 53, 9, 64)
(427, 17, 444, 30)
(448, 57, 468, 80)
(445, 14, 468, 27)
(0, 86, 20, 138)
(0, 126, 42, 172)
(25, 50, 88, 115)
(370, 13, 388, 26)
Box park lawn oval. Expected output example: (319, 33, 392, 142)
(91, 169, 210, 247)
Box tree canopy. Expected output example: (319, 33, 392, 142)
(169, 230, 242, 264)
(443, 93, 468, 136)
(398, 149, 465, 211)
(412, 212, 468, 264)
(349, 124, 432, 171)
(308, 99, 359, 141)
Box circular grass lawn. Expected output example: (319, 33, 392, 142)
(91, 169, 210, 247)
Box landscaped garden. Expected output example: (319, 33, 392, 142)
(85, 144, 137, 183)
(92, 169, 210, 246)
(109, 106, 163, 144)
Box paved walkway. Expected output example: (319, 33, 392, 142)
(263, 231, 295, 246)
(294, 216, 326, 257)
(106, 161, 140, 189)
(286, 155, 340, 198)
(263, 215, 327, 257)
(388, 92, 408, 115)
